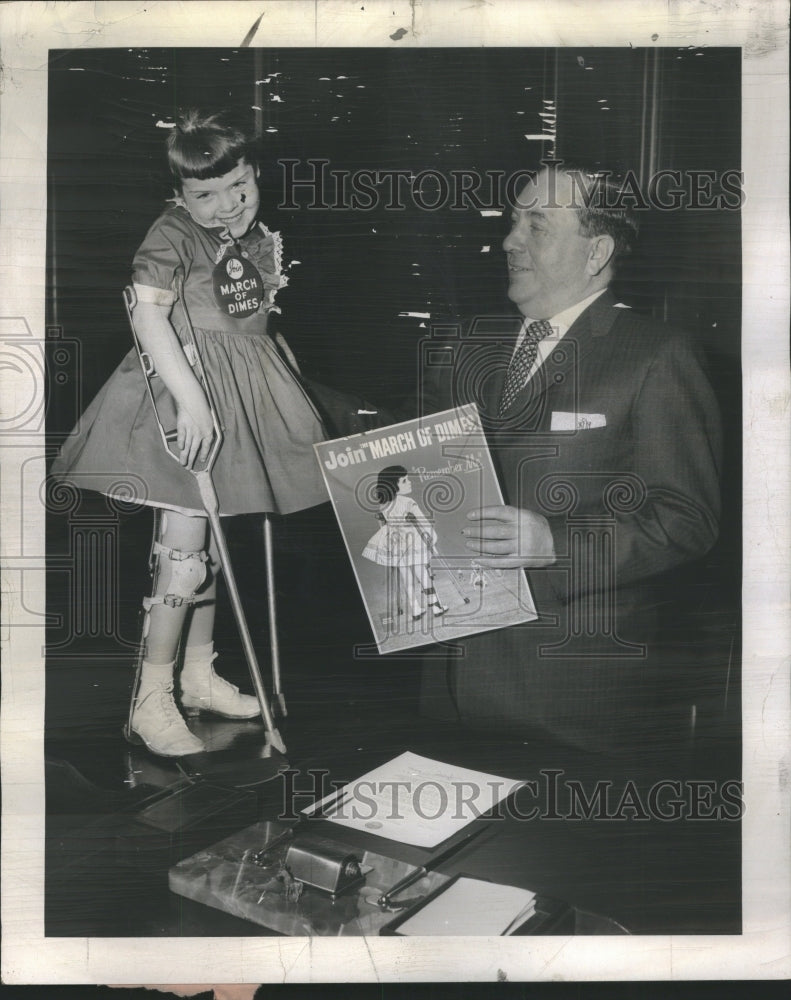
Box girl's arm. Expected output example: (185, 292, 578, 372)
(134, 300, 214, 469)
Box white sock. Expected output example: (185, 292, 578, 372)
(181, 641, 216, 682)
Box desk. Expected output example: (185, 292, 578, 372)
(45, 494, 741, 938)
(169, 819, 624, 935)
(46, 711, 740, 936)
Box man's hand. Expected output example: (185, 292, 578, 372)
(462, 505, 556, 569)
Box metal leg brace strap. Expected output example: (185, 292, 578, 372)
(141, 542, 209, 612)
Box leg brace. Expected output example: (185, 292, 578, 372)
(126, 527, 208, 740)
(142, 542, 209, 615)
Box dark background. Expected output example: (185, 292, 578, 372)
(46, 47, 740, 418)
(48, 48, 741, 406)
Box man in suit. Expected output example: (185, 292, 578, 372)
(419, 162, 722, 752)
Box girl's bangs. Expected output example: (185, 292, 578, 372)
(169, 137, 252, 183)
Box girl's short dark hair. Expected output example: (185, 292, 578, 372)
(374, 465, 408, 505)
(167, 109, 257, 190)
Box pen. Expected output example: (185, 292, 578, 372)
(322, 792, 351, 819)
(231, 848, 252, 899)
(377, 822, 489, 908)
(376, 864, 429, 908)
(304, 786, 349, 817)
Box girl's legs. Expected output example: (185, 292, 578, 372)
(413, 564, 446, 617)
(130, 510, 210, 756)
(131, 511, 258, 755)
(387, 565, 404, 619)
(143, 511, 210, 663)
(179, 528, 259, 719)
(399, 566, 422, 618)
(181, 528, 218, 650)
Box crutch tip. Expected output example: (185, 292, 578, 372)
(267, 729, 287, 755)
(276, 693, 288, 717)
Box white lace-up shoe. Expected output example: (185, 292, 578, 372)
(129, 682, 205, 756)
(180, 669, 260, 719)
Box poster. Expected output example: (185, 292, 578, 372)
(315, 405, 537, 653)
(0, 0, 788, 989)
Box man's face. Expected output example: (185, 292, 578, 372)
(503, 168, 598, 319)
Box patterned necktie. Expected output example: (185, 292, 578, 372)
(498, 319, 555, 416)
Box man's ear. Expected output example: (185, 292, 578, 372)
(587, 234, 616, 276)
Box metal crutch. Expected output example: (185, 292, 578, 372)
(263, 513, 286, 716)
(123, 276, 286, 755)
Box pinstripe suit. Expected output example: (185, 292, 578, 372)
(419, 290, 723, 751)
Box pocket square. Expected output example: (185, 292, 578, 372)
(551, 411, 606, 431)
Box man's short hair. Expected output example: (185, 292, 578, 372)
(546, 160, 641, 265)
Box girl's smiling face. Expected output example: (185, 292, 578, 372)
(179, 159, 260, 238)
(397, 474, 412, 495)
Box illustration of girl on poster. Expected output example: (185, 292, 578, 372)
(362, 465, 447, 623)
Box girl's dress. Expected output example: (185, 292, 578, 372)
(51, 206, 327, 516)
(361, 495, 436, 567)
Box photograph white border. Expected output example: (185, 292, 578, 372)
(1, 0, 788, 985)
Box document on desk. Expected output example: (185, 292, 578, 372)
(393, 877, 537, 936)
(306, 751, 524, 849)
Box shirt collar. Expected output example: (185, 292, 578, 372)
(524, 287, 608, 338)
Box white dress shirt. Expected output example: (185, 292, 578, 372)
(510, 288, 609, 389)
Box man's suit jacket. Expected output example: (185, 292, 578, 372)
(419, 290, 723, 751)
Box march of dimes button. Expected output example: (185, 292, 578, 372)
(212, 253, 264, 317)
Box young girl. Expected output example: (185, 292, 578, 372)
(361, 466, 446, 621)
(52, 110, 329, 757)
